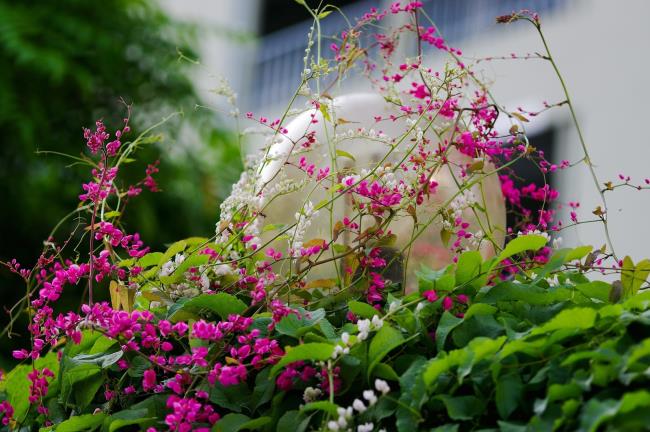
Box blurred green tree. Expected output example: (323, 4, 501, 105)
(0, 0, 242, 366)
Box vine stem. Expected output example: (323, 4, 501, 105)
(532, 20, 617, 259)
(87, 151, 109, 305)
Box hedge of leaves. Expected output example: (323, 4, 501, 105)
(2, 237, 650, 431)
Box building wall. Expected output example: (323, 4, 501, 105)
(441, 0, 650, 261)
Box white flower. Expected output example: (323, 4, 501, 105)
(159, 253, 185, 277)
(327, 421, 340, 431)
(374, 379, 390, 395)
(552, 236, 563, 248)
(213, 263, 233, 277)
(518, 229, 550, 242)
(337, 406, 353, 420)
(353, 398, 367, 413)
(388, 301, 399, 313)
(358, 423, 374, 432)
(415, 302, 425, 312)
(547, 275, 560, 287)
(363, 390, 378, 406)
(303, 387, 322, 403)
(371, 315, 384, 329)
(357, 319, 371, 341)
(341, 332, 350, 345)
(332, 345, 344, 359)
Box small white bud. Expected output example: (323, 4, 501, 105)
(375, 379, 390, 395)
(363, 390, 378, 406)
(353, 398, 367, 413)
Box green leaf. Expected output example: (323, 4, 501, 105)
(455, 251, 482, 286)
(348, 301, 379, 319)
(251, 368, 275, 411)
(368, 325, 405, 378)
(435, 311, 464, 351)
(463, 303, 497, 319)
(276, 411, 312, 432)
(373, 362, 400, 381)
(159, 240, 187, 265)
(60, 363, 103, 409)
(301, 401, 339, 416)
(622, 257, 650, 297)
(494, 234, 548, 267)
(319, 104, 331, 122)
(159, 253, 209, 284)
(55, 413, 107, 432)
(214, 413, 271, 432)
(180, 293, 246, 319)
(137, 252, 164, 268)
(579, 398, 619, 432)
(396, 357, 428, 432)
(565, 245, 593, 262)
(574, 281, 611, 302)
(335, 149, 356, 161)
(619, 390, 650, 414)
(496, 373, 523, 419)
(105, 408, 153, 432)
(436, 395, 485, 420)
(430, 426, 459, 432)
(531, 307, 597, 335)
(69, 350, 123, 369)
(263, 223, 287, 233)
(317, 10, 333, 19)
(275, 309, 326, 338)
(208, 383, 251, 412)
(271, 343, 334, 377)
(3, 351, 59, 422)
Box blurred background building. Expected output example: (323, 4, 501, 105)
(160, 0, 650, 262)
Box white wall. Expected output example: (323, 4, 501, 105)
(157, 0, 262, 112)
(438, 0, 650, 260)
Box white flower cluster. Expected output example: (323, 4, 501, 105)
(356, 315, 384, 341)
(450, 188, 477, 218)
(287, 200, 319, 256)
(210, 76, 237, 108)
(159, 253, 185, 277)
(517, 229, 550, 242)
(216, 155, 268, 250)
(158, 253, 217, 300)
(264, 175, 304, 198)
(327, 379, 391, 431)
(468, 229, 485, 248)
(302, 386, 322, 403)
(334, 128, 389, 143)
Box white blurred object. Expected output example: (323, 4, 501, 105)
(259, 93, 506, 288)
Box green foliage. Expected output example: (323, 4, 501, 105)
(0, 0, 243, 359)
(4, 241, 650, 431)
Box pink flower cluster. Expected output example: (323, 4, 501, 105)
(0, 401, 14, 426)
(83, 118, 130, 157)
(163, 395, 219, 432)
(95, 222, 150, 259)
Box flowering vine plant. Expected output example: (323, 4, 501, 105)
(2, 3, 650, 432)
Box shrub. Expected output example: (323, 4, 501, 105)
(1, 3, 649, 432)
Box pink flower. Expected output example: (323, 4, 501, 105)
(423, 290, 438, 302)
(442, 297, 454, 311)
(143, 369, 157, 392)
